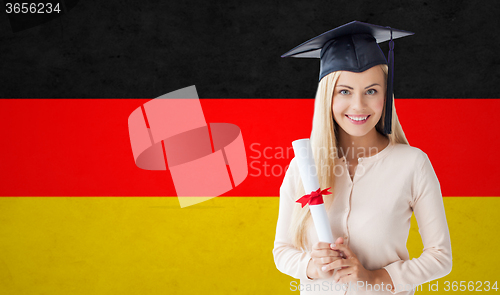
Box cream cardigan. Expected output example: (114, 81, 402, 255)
(273, 142, 452, 294)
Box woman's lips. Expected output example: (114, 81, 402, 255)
(345, 114, 370, 125)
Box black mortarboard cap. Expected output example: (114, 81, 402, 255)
(281, 21, 414, 134)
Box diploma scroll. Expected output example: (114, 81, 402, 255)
(292, 139, 334, 244)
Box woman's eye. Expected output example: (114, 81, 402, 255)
(340, 90, 350, 95)
(366, 89, 377, 95)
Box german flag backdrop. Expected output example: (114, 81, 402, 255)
(1, 1, 500, 294)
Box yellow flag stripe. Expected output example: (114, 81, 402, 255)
(0, 197, 498, 294)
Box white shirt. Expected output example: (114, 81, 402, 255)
(273, 142, 452, 294)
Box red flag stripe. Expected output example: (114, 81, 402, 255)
(0, 99, 498, 196)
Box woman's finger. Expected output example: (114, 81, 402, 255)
(331, 243, 356, 259)
(333, 265, 354, 282)
(312, 242, 334, 250)
(310, 249, 342, 258)
(320, 256, 342, 265)
(322, 257, 354, 272)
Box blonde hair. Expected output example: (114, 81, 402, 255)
(288, 64, 409, 250)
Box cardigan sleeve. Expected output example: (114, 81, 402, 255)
(272, 157, 315, 282)
(383, 152, 453, 293)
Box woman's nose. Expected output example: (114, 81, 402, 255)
(351, 93, 366, 110)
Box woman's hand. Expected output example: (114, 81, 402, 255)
(322, 242, 392, 289)
(307, 237, 343, 279)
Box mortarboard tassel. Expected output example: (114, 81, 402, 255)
(384, 28, 394, 135)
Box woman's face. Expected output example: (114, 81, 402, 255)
(332, 65, 386, 137)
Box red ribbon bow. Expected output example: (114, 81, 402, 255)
(296, 187, 332, 208)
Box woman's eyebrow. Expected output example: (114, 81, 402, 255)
(364, 83, 381, 89)
(336, 83, 382, 90)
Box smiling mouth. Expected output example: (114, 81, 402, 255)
(346, 114, 370, 121)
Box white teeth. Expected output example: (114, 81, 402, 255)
(347, 115, 368, 121)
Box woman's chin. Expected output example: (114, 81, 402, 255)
(340, 126, 374, 138)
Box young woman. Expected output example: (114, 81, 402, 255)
(273, 22, 452, 294)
